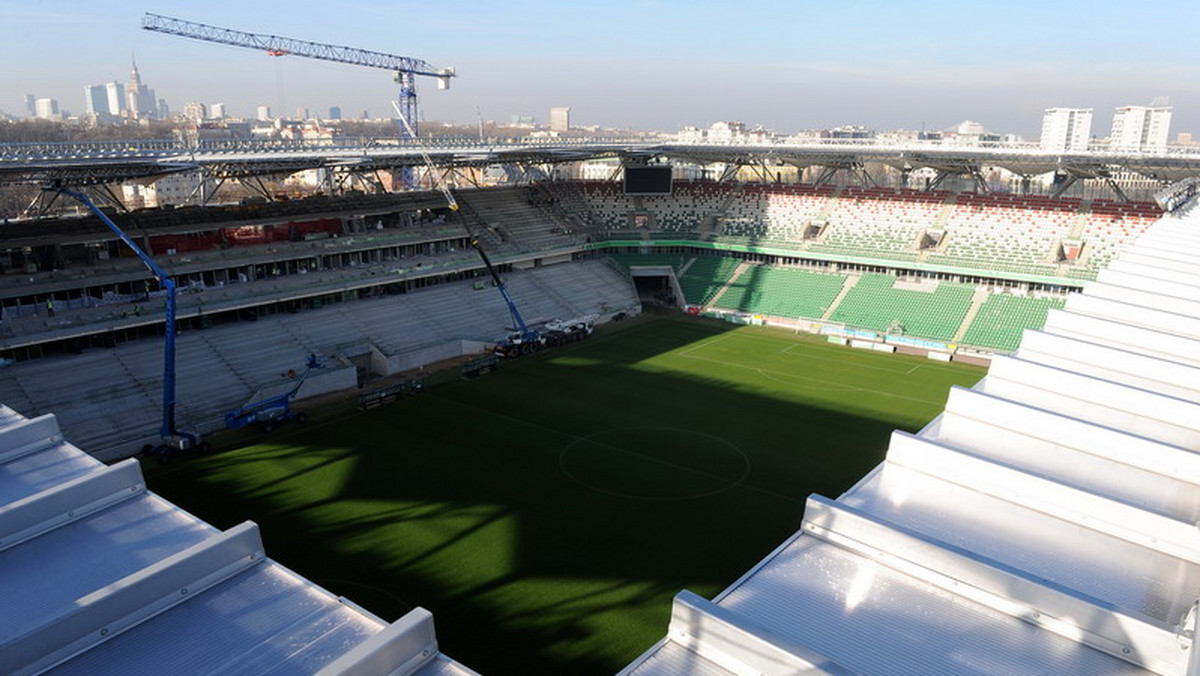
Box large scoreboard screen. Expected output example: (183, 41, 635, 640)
(624, 166, 673, 195)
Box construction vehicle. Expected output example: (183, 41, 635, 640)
(390, 102, 597, 357)
(49, 186, 209, 464)
(542, 314, 600, 347)
(224, 354, 322, 432)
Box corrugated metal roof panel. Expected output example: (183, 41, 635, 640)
(0, 407, 475, 676)
(622, 205, 1200, 675)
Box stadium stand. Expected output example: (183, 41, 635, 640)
(458, 186, 582, 252)
(713, 265, 848, 320)
(827, 273, 975, 341)
(0, 260, 638, 458)
(923, 193, 1078, 276)
(718, 183, 833, 242)
(620, 198, 1200, 676)
(0, 182, 1164, 457)
(961, 294, 1067, 351)
(0, 404, 476, 675)
(575, 183, 1160, 283)
(1066, 199, 1162, 279)
(807, 187, 943, 261)
(574, 180, 727, 235)
(675, 255, 741, 306)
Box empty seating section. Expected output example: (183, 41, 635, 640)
(677, 256, 740, 305)
(1072, 200, 1160, 277)
(714, 265, 847, 319)
(926, 193, 1077, 276)
(829, 273, 974, 341)
(576, 181, 724, 233)
(0, 260, 638, 455)
(573, 183, 1154, 282)
(808, 187, 943, 261)
(577, 181, 631, 230)
(961, 294, 1067, 352)
(641, 183, 725, 233)
(458, 187, 578, 251)
(720, 184, 833, 242)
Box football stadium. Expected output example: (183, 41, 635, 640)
(3, 11, 1200, 676)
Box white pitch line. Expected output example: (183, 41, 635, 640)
(679, 351, 946, 407)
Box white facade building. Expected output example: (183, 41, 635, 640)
(183, 102, 208, 122)
(34, 98, 59, 120)
(1110, 103, 1172, 150)
(209, 102, 226, 119)
(1040, 108, 1093, 152)
(550, 107, 571, 132)
(105, 82, 124, 116)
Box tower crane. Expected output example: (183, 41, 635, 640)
(141, 12, 454, 145)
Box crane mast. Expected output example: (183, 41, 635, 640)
(141, 13, 454, 143)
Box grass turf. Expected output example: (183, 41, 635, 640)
(147, 315, 984, 675)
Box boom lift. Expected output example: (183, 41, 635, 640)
(390, 108, 543, 356)
(224, 354, 322, 432)
(49, 186, 207, 461)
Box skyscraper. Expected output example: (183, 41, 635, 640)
(256, 105, 272, 121)
(125, 58, 157, 119)
(84, 85, 109, 115)
(1040, 108, 1093, 152)
(105, 82, 125, 116)
(328, 106, 342, 120)
(183, 102, 208, 122)
(1110, 99, 1172, 150)
(24, 94, 36, 119)
(210, 103, 227, 119)
(34, 98, 60, 120)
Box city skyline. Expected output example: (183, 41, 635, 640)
(2, 1, 1199, 138)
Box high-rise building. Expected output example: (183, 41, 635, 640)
(105, 82, 125, 116)
(1110, 99, 1172, 150)
(125, 58, 158, 119)
(256, 105, 272, 121)
(84, 85, 108, 115)
(24, 94, 36, 118)
(158, 99, 169, 119)
(1040, 108, 1093, 152)
(34, 98, 60, 120)
(210, 103, 226, 119)
(328, 106, 342, 120)
(183, 102, 208, 122)
(550, 107, 571, 132)
(296, 107, 310, 120)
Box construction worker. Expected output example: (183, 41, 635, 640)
(46, 298, 55, 317)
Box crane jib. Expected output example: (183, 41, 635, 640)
(141, 12, 452, 78)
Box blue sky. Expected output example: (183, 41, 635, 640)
(3, 1, 1198, 137)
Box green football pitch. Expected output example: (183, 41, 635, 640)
(148, 315, 984, 675)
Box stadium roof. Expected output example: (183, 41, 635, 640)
(0, 408, 477, 675)
(619, 204, 1200, 674)
(3, 138, 1200, 189)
